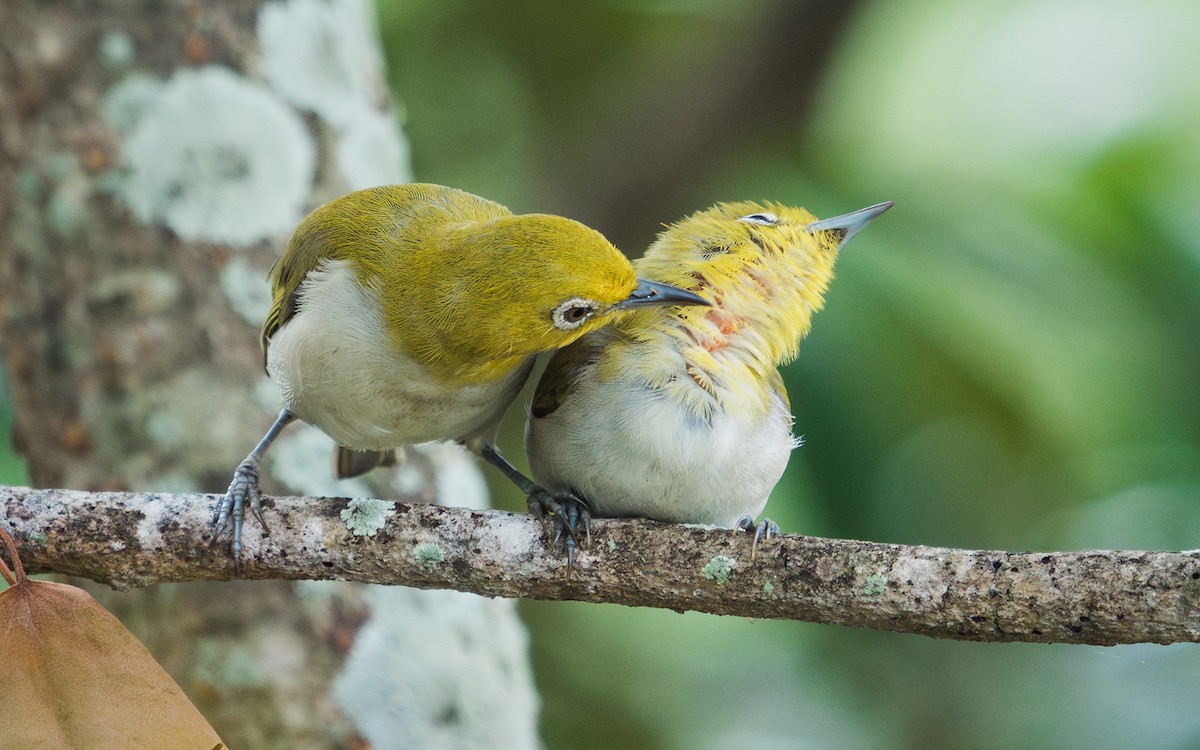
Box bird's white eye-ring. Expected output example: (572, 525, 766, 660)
(738, 212, 778, 226)
(552, 298, 600, 330)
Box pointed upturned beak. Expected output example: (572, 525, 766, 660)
(617, 278, 711, 310)
(807, 201, 894, 246)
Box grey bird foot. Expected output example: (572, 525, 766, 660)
(528, 489, 592, 570)
(214, 460, 269, 572)
(735, 515, 780, 560)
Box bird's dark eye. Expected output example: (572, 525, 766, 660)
(738, 212, 778, 226)
(552, 298, 599, 330)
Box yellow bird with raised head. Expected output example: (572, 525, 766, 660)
(525, 199, 891, 559)
(217, 184, 708, 567)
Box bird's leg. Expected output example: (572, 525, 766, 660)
(215, 408, 296, 571)
(735, 515, 781, 561)
(475, 442, 591, 567)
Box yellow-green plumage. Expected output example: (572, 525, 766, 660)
(601, 202, 841, 419)
(264, 184, 639, 385)
(527, 199, 890, 533)
(217, 183, 708, 566)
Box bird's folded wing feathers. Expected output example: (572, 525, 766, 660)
(529, 333, 610, 419)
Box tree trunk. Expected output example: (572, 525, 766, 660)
(0, 2, 540, 747)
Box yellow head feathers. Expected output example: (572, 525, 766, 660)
(592, 199, 890, 417)
(631, 200, 891, 367)
(266, 184, 705, 384)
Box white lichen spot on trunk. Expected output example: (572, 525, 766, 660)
(333, 587, 541, 750)
(258, 0, 410, 189)
(104, 66, 315, 246)
(220, 257, 275, 325)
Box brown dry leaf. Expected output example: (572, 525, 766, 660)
(1, 528, 225, 749)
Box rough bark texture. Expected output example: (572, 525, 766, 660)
(0, 2, 541, 748)
(6, 485, 1200, 646)
(0, 4, 300, 502)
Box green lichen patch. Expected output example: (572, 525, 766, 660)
(864, 572, 888, 596)
(702, 555, 736, 585)
(340, 498, 396, 537)
(413, 543, 445, 571)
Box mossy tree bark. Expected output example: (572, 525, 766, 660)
(6, 486, 1200, 646)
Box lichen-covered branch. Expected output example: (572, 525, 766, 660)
(5, 484, 1199, 646)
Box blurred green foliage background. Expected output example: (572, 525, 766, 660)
(5, 0, 1200, 747)
(376, 0, 1200, 747)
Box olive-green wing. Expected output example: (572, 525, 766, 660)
(258, 184, 511, 371)
(259, 231, 331, 370)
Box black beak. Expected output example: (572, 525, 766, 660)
(617, 278, 711, 310)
